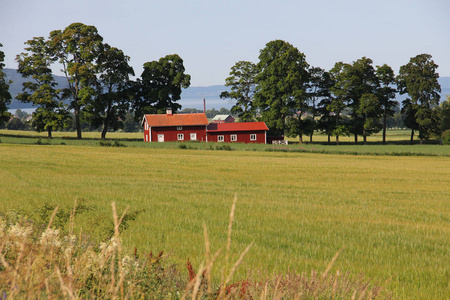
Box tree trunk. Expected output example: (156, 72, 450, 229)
(410, 129, 414, 145)
(47, 127, 52, 139)
(299, 134, 303, 144)
(382, 113, 387, 145)
(328, 134, 331, 143)
(336, 135, 339, 145)
(75, 105, 82, 139)
(310, 134, 313, 143)
(363, 133, 367, 145)
(101, 124, 108, 140)
(354, 134, 358, 144)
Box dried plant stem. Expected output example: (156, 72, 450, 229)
(322, 247, 344, 279)
(46, 205, 59, 231)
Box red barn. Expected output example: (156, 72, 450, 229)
(142, 109, 209, 142)
(206, 122, 268, 144)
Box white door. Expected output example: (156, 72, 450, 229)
(157, 134, 164, 142)
(190, 133, 197, 141)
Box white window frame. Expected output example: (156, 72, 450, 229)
(250, 134, 257, 141)
(177, 133, 184, 141)
(217, 135, 224, 142)
(177, 126, 183, 130)
(230, 134, 237, 142)
(157, 134, 164, 142)
(190, 133, 197, 141)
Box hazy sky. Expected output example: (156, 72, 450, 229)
(1, 0, 449, 86)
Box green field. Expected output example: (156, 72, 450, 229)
(1, 129, 450, 157)
(0, 142, 449, 299)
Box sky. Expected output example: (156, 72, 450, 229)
(1, 0, 450, 87)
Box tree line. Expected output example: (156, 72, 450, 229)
(220, 40, 449, 144)
(1, 27, 449, 143)
(0, 23, 190, 139)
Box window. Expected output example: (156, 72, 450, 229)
(250, 134, 257, 141)
(218, 135, 224, 142)
(230, 134, 237, 142)
(177, 134, 184, 141)
(190, 133, 197, 141)
(157, 134, 164, 142)
(177, 126, 182, 130)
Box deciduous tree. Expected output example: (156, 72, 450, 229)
(134, 54, 190, 121)
(254, 40, 309, 136)
(48, 23, 104, 139)
(220, 61, 257, 122)
(343, 57, 379, 143)
(397, 54, 441, 143)
(16, 37, 71, 138)
(84, 44, 134, 139)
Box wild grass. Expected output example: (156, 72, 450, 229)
(0, 198, 390, 299)
(0, 144, 448, 298)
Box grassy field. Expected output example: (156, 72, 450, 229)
(0, 143, 448, 298)
(1, 129, 450, 157)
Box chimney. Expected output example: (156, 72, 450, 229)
(166, 108, 173, 116)
(203, 98, 206, 113)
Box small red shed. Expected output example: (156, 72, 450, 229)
(142, 109, 209, 142)
(206, 122, 268, 144)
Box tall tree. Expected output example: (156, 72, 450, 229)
(220, 61, 257, 122)
(326, 62, 352, 145)
(16, 37, 70, 138)
(397, 54, 441, 143)
(254, 40, 309, 136)
(375, 64, 398, 144)
(84, 44, 134, 139)
(48, 23, 104, 139)
(134, 54, 190, 120)
(344, 57, 379, 143)
(0, 43, 12, 127)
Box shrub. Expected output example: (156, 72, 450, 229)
(36, 139, 51, 145)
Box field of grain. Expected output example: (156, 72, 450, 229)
(0, 143, 449, 298)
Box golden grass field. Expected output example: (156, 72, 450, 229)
(0, 142, 449, 299)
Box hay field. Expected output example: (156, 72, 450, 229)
(0, 144, 448, 298)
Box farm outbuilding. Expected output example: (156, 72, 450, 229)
(211, 114, 235, 123)
(142, 109, 268, 144)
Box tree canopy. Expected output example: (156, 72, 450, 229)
(134, 54, 191, 121)
(254, 40, 309, 136)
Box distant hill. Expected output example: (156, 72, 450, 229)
(3, 68, 449, 110)
(4, 68, 69, 109)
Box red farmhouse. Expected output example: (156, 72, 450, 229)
(142, 109, 269, 144)
(206, 122, 268, 144)
(142, 109, 209, 142)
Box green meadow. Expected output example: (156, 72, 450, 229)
(0, 142, 449, 299)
